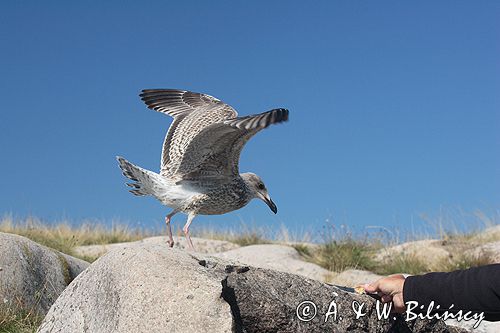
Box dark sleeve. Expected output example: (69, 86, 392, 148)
(403, 264, 500, 321)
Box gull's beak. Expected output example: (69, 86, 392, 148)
(265, 197, 278, 214)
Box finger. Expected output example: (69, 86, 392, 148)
(381, 295, 393, 303)
(363, 281, 379, 293)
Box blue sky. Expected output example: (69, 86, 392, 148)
(1, 1, 499, 237)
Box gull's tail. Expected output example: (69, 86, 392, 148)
(116, 156, 166, 197)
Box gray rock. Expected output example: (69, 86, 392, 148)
(329, 269, 383, 287)
(73, 235, 239, 259)
(213, 244, 333, 282)
(471, 225, 500, 243)
(465, 241, 500, 264)
(39, 243, 455, 332)
(375, 240, 451, 266)
(223, 266, 454, 333)
(0, 232, 89, 316)
(445, 318, 500, 333)
(38, 245, 233, 333)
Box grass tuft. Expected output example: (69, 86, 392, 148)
(436, 251, 496, 272)
(291, 243, 312, 257)
(0, 301, 43, 333)
(373, 253, 431, 275)
(311, 240, 376, 272)
(0, 216, 152, 260)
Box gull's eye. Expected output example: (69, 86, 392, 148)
(258, 183, 265, 190)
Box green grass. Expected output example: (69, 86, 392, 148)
(307, 240, 377, 272)
(0, 302, 43, 333)
(437, 251, 496, 272)
(369, 250, 496, 276)
(372, 253, 431, 275)
(292, 243, 312, 257)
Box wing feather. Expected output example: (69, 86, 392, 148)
(176, 108, 289, 183)
(139, 89, 237, 177)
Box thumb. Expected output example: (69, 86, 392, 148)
(361, 281, 379, 293)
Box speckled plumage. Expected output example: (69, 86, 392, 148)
(184, 178, 252, 215)
(117, 89, 288, 249)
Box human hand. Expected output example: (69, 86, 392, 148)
(362, 274, 406, 313)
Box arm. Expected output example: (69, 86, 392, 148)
(404, 264, 500, 320)
(364, 264, 500, 321)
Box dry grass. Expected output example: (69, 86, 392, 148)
(291, 209, 500, 274)
(437, 250, 496, 272)
(0, 217, 157, 332)
(1, 213, 497, 275)
(0, 211, 498, 332)
(0, 301, 43, 333)
(0, 216, 154, 260)
(370, 250, 497, 276)
(418, 207, 499, 243)
(192, 222, 312, 247)
(373, 253, 431, 275)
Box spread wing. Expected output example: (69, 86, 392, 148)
(139, 89, 237, 178)
(176, 108, 289, 184)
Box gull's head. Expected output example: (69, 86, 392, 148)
(241, 173, 277, 214)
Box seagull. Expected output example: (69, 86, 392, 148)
(117, 89, 288, 250)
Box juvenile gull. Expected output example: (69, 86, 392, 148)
(117, 89, 288, 250)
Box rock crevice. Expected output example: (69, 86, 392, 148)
(221, 276, 244, 333)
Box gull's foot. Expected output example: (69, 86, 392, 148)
(167, 239, 174, 248)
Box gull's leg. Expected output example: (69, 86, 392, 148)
(182, 213, 196, 251)
(165, 211, 177, 248)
